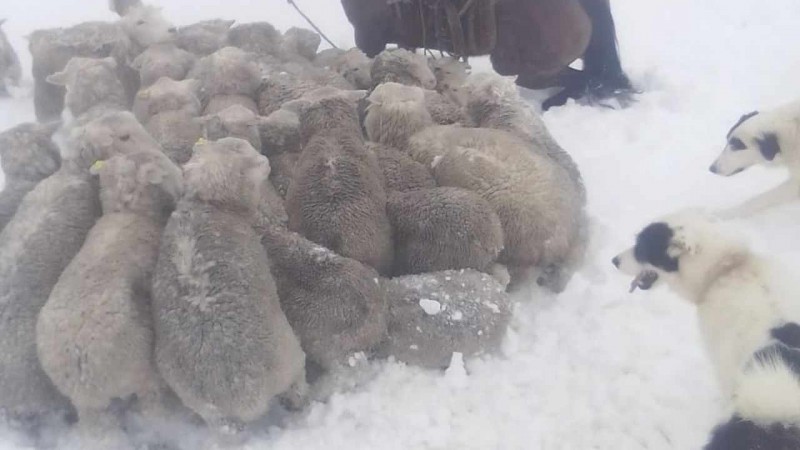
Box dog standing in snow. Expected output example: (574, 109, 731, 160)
(612, 210, 800, 449)
(709, 102, 800, 218)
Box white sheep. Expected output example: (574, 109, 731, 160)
(370, 48, 437, 89)
(37, 151, 182, 449)
(153, 138, 305, 444)
(364, 82, 433, 148)
(46, 57, 128, 120)
(198, 104, 261, 151)
(0, 19, 22, 95)
(131, 42, 196, 88)
(187, 46, 262, 114)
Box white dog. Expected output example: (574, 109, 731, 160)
(709, 102, 800, 218)
(612, 210, 800, 449)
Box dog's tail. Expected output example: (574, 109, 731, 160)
(705, 416, 800, 450)
(578, 0, 631, 92)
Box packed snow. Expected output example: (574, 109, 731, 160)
(2, 0, 800, 448)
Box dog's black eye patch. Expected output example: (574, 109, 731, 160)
(755, 133, 780, 161)
(726, 111, 759, 139)
(728, 137, 746, 151)
(772, 323, 800, 349)
(633, 222, 679, 272)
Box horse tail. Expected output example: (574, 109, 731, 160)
(578, 0, 631, 90)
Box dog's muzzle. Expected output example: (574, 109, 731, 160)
(629, 270, 659, 293)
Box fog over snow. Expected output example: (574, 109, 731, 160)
(1, 0, 800, 448)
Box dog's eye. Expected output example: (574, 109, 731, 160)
(729, 137, 746, 151)
(119, 134, 131, 142)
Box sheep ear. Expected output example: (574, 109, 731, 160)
(46, 71, 68, 86)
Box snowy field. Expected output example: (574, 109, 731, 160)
(2, 0, 800, 448)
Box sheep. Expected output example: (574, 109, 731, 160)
(462, 73, 585, 199)
(69, 111, 162, 165)
(0, 19, 22, 95)
(131, 42, 196, 87)
(227, 22, 283, 58)
(279, 60, 354, 90)
(313, 48, 345, 68)
(257, 72, 320, 117)
(262, 227, 388, 370)
(408, 125, 585, 292)
(269, 151, 299, 198)
(198, 104, 261, 151)
(29, 6, 176, 121)
(281, 27, 321, 61)
(187, 46, 262, 114)
(174, 19, 235, 56)
(132, 76, 201, 123)
(286, 131, 393, 274)
(371, 48, 437, 89)
(259, 108, 301, 156)
(0, 111, 153, 435)
(367, 142, 435, 193)
(0, 121, 61, 232)
(429, 56, 470, 104)
(152, 137, 305, 442)
(364, 82, 433, 148)
(292, 90, 366, 144)
(377, 269, 512, 369)
(36, 151, 182, 449)
(387, 187, 504, 276)
(336, 48, 373, 90)
(424, 89, 465, 125)
(45, 56, 128, 119)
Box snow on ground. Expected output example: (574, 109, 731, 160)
(2, 0, 800, 448)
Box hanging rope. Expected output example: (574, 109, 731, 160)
(286, 0, 339, 49)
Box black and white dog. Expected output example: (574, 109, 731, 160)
(710, 103, 800, 218)
(613, 210, 800, 449)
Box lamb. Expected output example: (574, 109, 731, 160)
(367, 142, 435, 193)
(0, 19, 22, 95)
(153, 138, 305, 442)
(133, 77, 203, 164)
(281, 27, 321, 61)
(187, 46, 262, 114)
(364, 82, 433, 148)
(36, 151, 182, 449)
(370, 48, 437, 89)
(174, 19, 235, 56)
(259, 108, 301, 156)
(462, 73, 585, 198)
(0, 121, 61, 232)
(131, 42, 196, 88)
(29, 6, 176, 121)
(378, 269, 512, 369)
(0, 110, 152, 436)
(335, 48, 373, 90)
(45, 56, 128, 119)
(408, 125, 585, 292)
(199, 104, 261, 151)
(286, 96, 393, 274)
(262, 227, 387, 370)
(387, 187, 504, 276)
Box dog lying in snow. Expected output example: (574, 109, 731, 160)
(612, 210, 800, 449)
(709, 102, 800, 218)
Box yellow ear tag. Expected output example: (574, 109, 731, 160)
(91, 160, 105, 171)
(195, 137, 208, 147)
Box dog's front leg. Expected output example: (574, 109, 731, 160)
(719, 179, 800, 219)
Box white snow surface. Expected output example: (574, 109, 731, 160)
(2, 0, 800, 448)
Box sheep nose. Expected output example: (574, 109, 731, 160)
(612, 256, 621, 268)
(709, 164, 718, 174)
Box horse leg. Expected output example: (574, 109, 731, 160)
(577, 0, 633, 95)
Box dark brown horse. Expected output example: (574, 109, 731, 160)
(341, 0, 633, 110)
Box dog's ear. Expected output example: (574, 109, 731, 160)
(667, 226, 699, 258)
(756, 133, 781, 161)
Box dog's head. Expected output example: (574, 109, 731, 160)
(612, 211, 744, 301)
(709, 111, 782, 176)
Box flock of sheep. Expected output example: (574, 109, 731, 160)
(0, 1, 587, 448)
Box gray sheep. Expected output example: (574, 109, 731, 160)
(187, 46, 262, 114)
(46, 57, 128, 119)
(144, 110, 204, 165)
(175, 19, 234, 56)
(0, 121, 61, 232)
(378, 269, 512, 369)
(257, 72, 320, 117)
(198, 104, 261, 150)
(429, 56, 470, 105)
(37, 151, 182, 449)
(463, 73, 585, 199)
(262, 227, 387, 370)
(0, 110, 150, 436)
(281, 27, 321, 61)
(286, 96, 393, 274)
(409, 125, 585, 292)
(0, 19, 22, 95)
(364, 82, 433, 148)
(367, 142, 434, 193)
(259, 108, 301, 156)
(227, 22, 283, 58)
(387, 187, 504, 276)
(371, 48, 437, 89)
(133, 76, 202, 123)
(131, 42, 197, 88)
(153, 138, 305, 441)
(424, 89, 465, 125)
